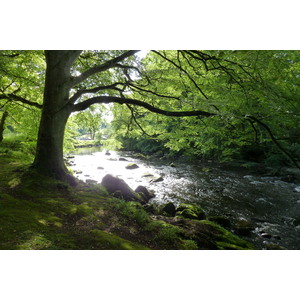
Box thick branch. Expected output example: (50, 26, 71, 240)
(69, 83, 125, 104)
(72, 95, 216, 117)
(71, 50, 140, 87)
(0, 94, 42, 109)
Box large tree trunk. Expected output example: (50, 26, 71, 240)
(32, 51, 80, 183)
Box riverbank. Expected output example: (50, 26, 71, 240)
(0, 150, 255, 250)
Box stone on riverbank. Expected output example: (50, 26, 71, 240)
(135, 185, 155, 202)
(160, 202, 176, 217)
(101, 174, 141, 202)
(175, 203, 206, 220)
(166, 218, 255, 250)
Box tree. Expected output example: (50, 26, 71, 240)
(1, 50, 299, 183)
(0, 110, 8, 143)
(73, 106, 104, 140)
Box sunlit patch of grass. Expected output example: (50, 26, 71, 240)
(8, 177, 21, 188)
(181, 239, 198, 250)
(113, 200, 150, 226)
(18, 233, 52, 250)
(89, 229, 148, 250)
(153, 221, 183, 247)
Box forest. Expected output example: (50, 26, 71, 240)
(1, 50, 300, 250)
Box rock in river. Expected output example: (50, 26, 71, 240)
(150, 176, 164, 183)
(125, 163, 139, 170)
(234, 218, 255, 236)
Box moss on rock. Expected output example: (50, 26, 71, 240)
(176, 203, 206, 220)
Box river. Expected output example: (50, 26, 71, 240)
(69, 147, 300, 250)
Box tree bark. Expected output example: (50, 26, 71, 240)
(0, 110, 8, 143)
(32, 51, 79, 183)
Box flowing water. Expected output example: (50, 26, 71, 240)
(69, 147, 300, 250)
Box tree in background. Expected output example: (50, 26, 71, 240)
(73, 105, 105, 140)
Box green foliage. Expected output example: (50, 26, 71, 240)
(71, 106, 105, 140)
(2, 49, 300, 172)
(114, 200, 150, 226)
(111, 50, 300, 166)
(90, 229, 148, 250)
(0, 132, 35, 162)
(181, 239, 199, 250)
(154, 222, 183, 244)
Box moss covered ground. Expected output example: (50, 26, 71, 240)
(0, 147, 255, 250)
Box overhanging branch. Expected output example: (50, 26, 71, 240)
(0, 94, 42, 109)
(72, 95, 216, 117)
(69, 82, 126, 104)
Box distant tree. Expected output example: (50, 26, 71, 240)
(74, 106, 104, 140)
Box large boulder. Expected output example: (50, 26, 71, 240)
(176, 203, 206, 220)
(161, 202, 176, 217)
(101, 174, 140, 202)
